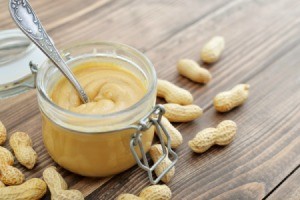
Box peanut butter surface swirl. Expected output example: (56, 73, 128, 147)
(51, 62, 147, 115)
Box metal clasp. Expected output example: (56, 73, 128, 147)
(27, 61, 38, 88)
(26, 51, 71, 89)
(130, 105, 178, 184)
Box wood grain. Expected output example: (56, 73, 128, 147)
(0, 0, 116, 29)
(1, 0, 300, 199)
(267, 167, 300, 200)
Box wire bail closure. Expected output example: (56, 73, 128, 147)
(130, 105, 178, 184)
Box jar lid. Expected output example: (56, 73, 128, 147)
(0, 29, 47, 99)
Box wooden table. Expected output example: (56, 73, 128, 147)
(1, 0, 300, 199)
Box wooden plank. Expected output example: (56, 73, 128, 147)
(0, 0, 119, 30)
(42, 0, 233, 49)
(267, 167, 300, 200)
(0, 0, 233, 48)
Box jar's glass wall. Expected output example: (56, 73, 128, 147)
(36, 42, 157, 176)
(42, 112, 154, 177)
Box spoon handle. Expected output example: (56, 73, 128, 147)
(9, 0, 89, 103)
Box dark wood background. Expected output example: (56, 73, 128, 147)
(1, 0, 300, 199)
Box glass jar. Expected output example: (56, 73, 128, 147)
(35, 42, 177, 183)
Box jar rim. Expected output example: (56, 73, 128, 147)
(36, 41, 157, 121)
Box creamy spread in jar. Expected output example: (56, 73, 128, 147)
(51, 62, 147, 114)
(42, 61, 154, 177)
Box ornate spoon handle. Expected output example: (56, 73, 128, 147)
(9, 0, 89, 103)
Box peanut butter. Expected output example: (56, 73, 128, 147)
(51, 62, 147, 114)
(42, 61, 154, 177)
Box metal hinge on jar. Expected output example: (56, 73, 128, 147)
(130, 105, 178, 184)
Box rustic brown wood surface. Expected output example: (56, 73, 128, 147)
(268, 166, 300, 200)
(0, 0, 300, 199)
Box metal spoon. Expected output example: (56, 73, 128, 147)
(9, 0, 89, 103)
